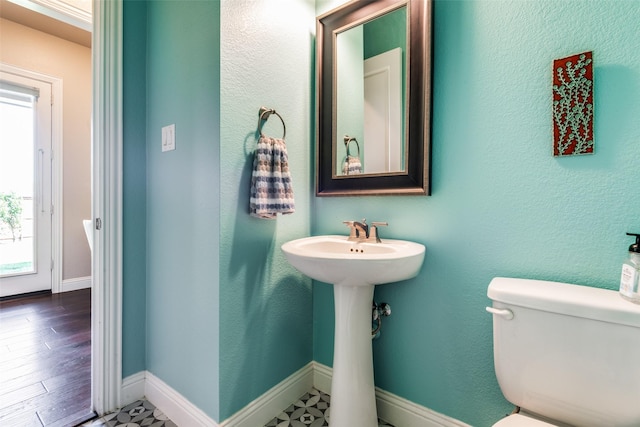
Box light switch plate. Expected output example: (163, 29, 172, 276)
(162, 124, 176, 152)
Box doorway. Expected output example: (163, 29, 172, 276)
(1, 0, 123, 419)
(0, 1, 95, 423)
(0, 55, 91, 427)
(0, 68, 56, 298)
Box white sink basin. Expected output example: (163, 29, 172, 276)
(281, 235, 425, 286)
(282, 234, 425, 426)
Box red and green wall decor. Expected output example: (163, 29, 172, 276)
(552, 51, 594, 156)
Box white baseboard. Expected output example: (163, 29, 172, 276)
(376, 387, 473, 427)
(145, 371, 219, 427)
(121, 371, 145, 407)
(121, 364, 313, 427)
(311, 361, 332, 394)
(121, 363, 468, 427)
(220, 362, 314, 427)
(61, 276, 91, 292)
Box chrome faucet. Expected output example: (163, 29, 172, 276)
(343, 219, 367, 241)
(343, 219, 388, 242)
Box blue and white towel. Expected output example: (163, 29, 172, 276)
(342, 155, 362, 175)
(249, 136, 295, 219)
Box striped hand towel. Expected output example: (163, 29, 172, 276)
(342, 155, 362, 175)
(249, 135, 295, 219)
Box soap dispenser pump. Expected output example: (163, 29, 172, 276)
(620, 232, 640, 304)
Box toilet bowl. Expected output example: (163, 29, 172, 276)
(487, 277, 640, 427)
(493, 413, 557, 427)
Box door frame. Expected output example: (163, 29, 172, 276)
(0, 63, 63, 295)
(91, 0, 123, 415)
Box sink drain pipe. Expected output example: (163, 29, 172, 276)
(372, 301, 391, 339)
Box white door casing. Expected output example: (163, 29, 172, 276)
(91, 0, 123, 415)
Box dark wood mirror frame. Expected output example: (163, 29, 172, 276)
(316, 0, 432, 196)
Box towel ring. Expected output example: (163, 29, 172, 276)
(343, 135, 360, 157)
(258, 106, 286, 139)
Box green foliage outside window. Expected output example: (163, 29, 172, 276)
(0, 192, 23, 241)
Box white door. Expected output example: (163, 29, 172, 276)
(0, 71, 53, 297)
(364, 47, 403, 174)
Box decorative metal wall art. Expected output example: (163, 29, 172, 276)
(552, 51, 594, 156)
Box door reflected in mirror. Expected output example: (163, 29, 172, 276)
(335, 6, 407, 177)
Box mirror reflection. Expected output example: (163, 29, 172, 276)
(335, 6, 407, 177)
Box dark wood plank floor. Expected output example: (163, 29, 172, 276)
(0, 289, 95, 426)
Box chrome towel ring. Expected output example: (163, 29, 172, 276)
(258, 106, 286, 139)
(343, 135, 360, 157)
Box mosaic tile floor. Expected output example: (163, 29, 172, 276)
(265, 388, 394, 427)
(81, 400, 176, 427)
(81, 389, 394, 427)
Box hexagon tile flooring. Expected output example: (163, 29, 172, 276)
(80, 400, 175, 427)
(265, 388, 394, 427)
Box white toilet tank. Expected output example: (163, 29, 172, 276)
(487, 277, 640, 427)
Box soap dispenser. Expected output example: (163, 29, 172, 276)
(620, 232, 640, 304)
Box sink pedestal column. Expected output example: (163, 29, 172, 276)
(331, 283, 378, 427)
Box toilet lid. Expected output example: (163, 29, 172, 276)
(493, 414, 557, 427)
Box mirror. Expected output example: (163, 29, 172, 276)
(316, 0, 432, 196)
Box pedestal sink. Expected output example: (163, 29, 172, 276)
(281, 235, 425, 427)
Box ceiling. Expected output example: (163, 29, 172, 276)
(0, 0, 91, 48)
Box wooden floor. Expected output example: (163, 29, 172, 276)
(0, 289, 94, 426)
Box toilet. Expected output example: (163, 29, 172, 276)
(487, 277, 640, 427)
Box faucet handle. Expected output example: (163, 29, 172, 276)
(342, 220, 358, 240)
(368, 222, 388, 243)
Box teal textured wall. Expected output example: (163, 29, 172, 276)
(314, 0, 640, 425)
(363, 7, 406, 60)
(122, 0, 147, 378)
(219, 0, 315, 419)
(145, 0, 221, 419)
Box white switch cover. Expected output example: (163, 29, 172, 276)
(162, 124, 176, 152)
